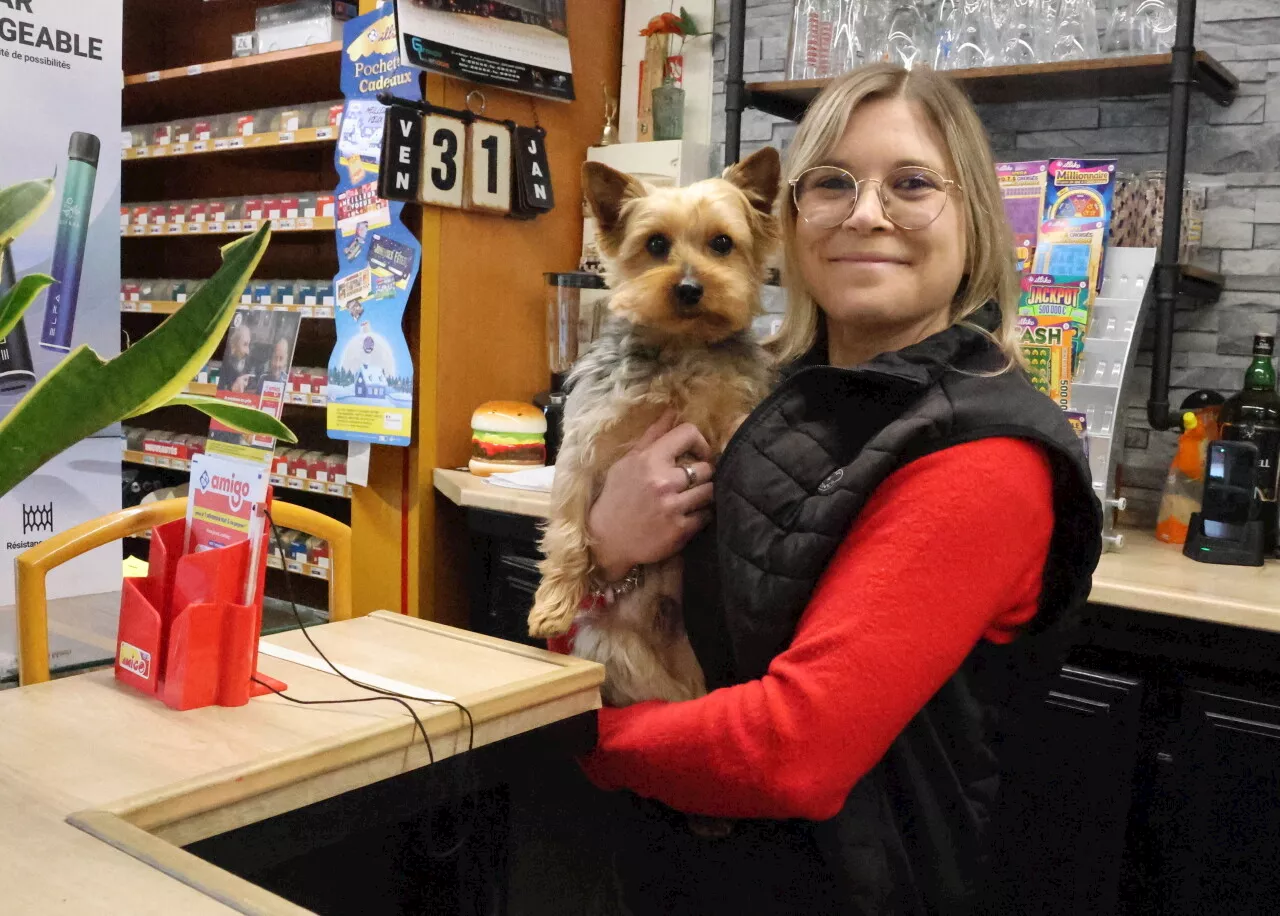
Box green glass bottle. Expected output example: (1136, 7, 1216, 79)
(1220, 334, 1280, 553)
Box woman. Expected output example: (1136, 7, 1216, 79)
(565, 64, 1102, 914)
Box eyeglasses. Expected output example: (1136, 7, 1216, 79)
(789, 165, 963, 231)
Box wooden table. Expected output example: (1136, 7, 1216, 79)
(0, 611, 602, 914)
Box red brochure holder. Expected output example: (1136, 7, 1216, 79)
(114, 515, 286, 710)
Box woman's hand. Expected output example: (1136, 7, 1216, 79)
(588, 412, 715, 582)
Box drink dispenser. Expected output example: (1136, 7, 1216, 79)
(536, 272, 608, 464)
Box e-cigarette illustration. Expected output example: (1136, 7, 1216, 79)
(0, 244, 36, 393)
(40, 131, 101, 353)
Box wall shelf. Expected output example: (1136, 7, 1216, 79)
(121, 217, 335, 238)
(744, 51, 1239, 121)
(123, 449, 352, 498)
(122, 127, 337, 162)
(123, 42, 343, 123)
(122, 300, 336, 319)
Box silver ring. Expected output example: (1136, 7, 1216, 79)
(681, 464, 697, 491)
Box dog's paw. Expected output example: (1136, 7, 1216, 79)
(527, 598, 575, 638)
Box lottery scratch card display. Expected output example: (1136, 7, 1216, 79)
(1045, 159, 1116, 287)
(328, 8, 422, 447)
(1017, 312, 1075, 409)
(1018, 273, 1091, 372)
(1034, 218, 1106, 297)
(996, 161, 1048, 274)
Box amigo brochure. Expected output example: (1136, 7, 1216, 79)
(184, 451, 271, 606)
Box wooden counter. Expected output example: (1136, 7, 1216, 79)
(0, 612, 602, 914)
(434, 469, 1280, 635)
(434, 468, 553, 519)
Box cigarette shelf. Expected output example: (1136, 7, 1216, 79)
(122, 449, 352, 498)
(122, 127, 338, 162)
(126, 530, 333, 582)
(121, 217, 335, 238)
(122, 300, 336, 319)
(123, 41, 343, 124)
(176, 382, 329, 408)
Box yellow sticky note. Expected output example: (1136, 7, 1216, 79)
(123, 557, 150, 579)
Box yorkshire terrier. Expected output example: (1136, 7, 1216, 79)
(526, 147, 781, 711)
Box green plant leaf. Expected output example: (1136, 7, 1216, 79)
(0, 223, 272, 499)
(0, 273, 53, 340)
(154, 394, 297, 443)
(679, 6, 699, 35)
(0, 178, 54, 248)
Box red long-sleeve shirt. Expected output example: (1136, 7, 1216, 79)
(576, 437, 1055, 822)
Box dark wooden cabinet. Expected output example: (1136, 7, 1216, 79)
(1005, 665, 1145, 916)
(1140, 685, 1280, 916)
(466, 509, 544, 648)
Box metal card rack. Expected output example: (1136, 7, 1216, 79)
(1071, 247, 1159, 551)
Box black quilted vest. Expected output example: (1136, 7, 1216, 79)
(614, 307, 1103, 916)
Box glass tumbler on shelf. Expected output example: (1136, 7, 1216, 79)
(1042, 0, 1100, 62)
(787, 0, 842, 80)
(1100, 0, 1136, 56)
(877, 0, 933, 69)
(998, 0, 1043, 65)
(934, 0, 996, 70)
(1133, 0, 1176, 53)
(830, 0, 869, 75)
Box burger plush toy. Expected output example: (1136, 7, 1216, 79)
(469, 401, 548, 477)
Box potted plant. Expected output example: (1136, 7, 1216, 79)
(640, 7, 704, 141)
(0, 178, 295, 500)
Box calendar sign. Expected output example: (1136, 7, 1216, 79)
(514, 125, 554, 215)
(378, 104, 424, 202)
(468, 121, 512, 213)
(420, 115, 466, 209)
(329, 7, 421, 447)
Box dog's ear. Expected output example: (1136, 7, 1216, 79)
(582, 161, 647, 237)
(722, 146, 781, 217)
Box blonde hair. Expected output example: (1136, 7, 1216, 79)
(770, 63, 1023, 368)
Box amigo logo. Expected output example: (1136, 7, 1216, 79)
(118, 642, 152, 680)
(208, 473, 253, 512)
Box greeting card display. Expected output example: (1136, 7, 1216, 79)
(328, 8, 421, 446)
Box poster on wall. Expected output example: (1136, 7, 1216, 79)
(394, 0, 574, 101)
(0, 0, 124, 643)
(205, 308, 303, 459)
(328, 6, 420, 447)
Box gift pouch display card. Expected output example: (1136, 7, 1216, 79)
(997, 161, 1048, 273)
(1035, 218, 1106, 299)
(1018, 314, 1076, 409)
(1018, 273, 1092, 373)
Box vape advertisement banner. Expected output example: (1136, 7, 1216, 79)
(0, 0, 123, 648)
(327, 8, 419, 447)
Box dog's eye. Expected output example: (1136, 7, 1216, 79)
(646, 234, 671, 258)
(709, 234, 734, 255)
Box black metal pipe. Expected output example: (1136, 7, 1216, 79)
(1147, 0, 1198, 432)
(724, 0, 747, 165)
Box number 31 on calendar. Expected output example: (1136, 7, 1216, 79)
(416, 116, 512, 215)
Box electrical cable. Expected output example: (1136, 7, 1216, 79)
(259, 510, 479, 857)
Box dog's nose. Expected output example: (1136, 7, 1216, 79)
(674, 279, 704, 309)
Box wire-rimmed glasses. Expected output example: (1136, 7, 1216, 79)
(790, 165, 962, 230)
